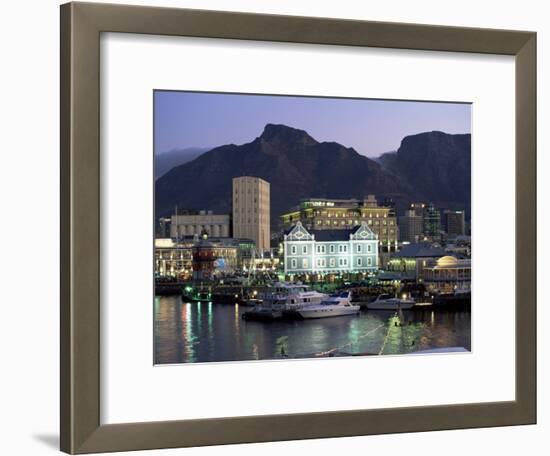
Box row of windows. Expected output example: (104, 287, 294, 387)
(289, 243, 373, 255)
(289, 256, 373, 269)
(310, 211, 390, 219)
(313, 219, 394, 227)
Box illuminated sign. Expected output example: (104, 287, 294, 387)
(302, 201, 335, 208)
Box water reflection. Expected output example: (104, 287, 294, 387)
(154, 296, 471, 365)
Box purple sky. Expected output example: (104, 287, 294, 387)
(154, 91, 471, 158)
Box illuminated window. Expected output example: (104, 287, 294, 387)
(302, 259, 308, 268)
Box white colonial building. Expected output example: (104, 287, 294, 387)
(283, 222, 378, 275)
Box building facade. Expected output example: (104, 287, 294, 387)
(423, 203, 441, 237)
(444, 210, 466, 237)
(154, 236, 256, 280)
(232, 176, 271, 252)
(280, 195, 398, 253)
(386, 243, 446, 282)
(170, 211, 230, 238)
(154, 238, 194, 279)
(398, 209, 424, 243)
(283, 222, 378, 276)
(423, 255, 471, 293)
(409, 202, 426, 218)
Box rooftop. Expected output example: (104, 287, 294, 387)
(309, 228, 356, 242)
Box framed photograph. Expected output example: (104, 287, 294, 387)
(60, 2, 536, 453)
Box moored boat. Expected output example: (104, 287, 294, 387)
(295, 291, 359, 319)
(242, 282, 328, 321)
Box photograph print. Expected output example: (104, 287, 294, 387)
(154, 91, 471, 365)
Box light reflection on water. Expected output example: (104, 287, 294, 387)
(154, 296, 471, 364)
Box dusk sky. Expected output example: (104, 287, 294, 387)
(154, 91, 471, 158)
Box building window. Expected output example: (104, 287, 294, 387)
(317, 245, 321, 253)
(302, 259, 308, 269)
(330, 258, 335, 267)
(329, 245, 335, 253)
(291, 245, 297, 255)
(357, 244, 362, 253)
(291, 259, 297, 268)
(367, 257, 372, 266)
(357, 258, 362, 266)
(367, 244, 372, 253)
(302, 246, 307, 254)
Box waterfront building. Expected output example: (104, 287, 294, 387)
(170, 210, 230, 238)
(232, 176, 271, 252)
(283, 221, 378, 276)
(155, 236, 257, 280)
(280, 195, 398, 253)
(423, 255, 471, 293)
(154, 238, 194, 279)
(386, 242, 446, 282)
(191, 233, 243, 280)
(398, 209, 424, 243)
(444, 210, 466, 237)
(423, 203, 441, 237)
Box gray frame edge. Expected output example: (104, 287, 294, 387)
(60, 2, 537, 454)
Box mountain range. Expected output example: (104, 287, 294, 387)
(155, 124, 471, 228)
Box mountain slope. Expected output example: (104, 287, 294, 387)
(155, 147, 210, 179)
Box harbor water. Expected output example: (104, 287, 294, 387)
(154, 296, 471, 364)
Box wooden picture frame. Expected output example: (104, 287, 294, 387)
(60, 2, 536, 453)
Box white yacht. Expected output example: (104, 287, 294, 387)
(243, 283, 328, 321)
(367, 293, 415, 310)
(296, 291, 360, 319)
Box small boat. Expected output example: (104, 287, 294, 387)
(367, 294, 415, 310)
(242, 282, 328, 321)
(295, 291, 360, 319)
